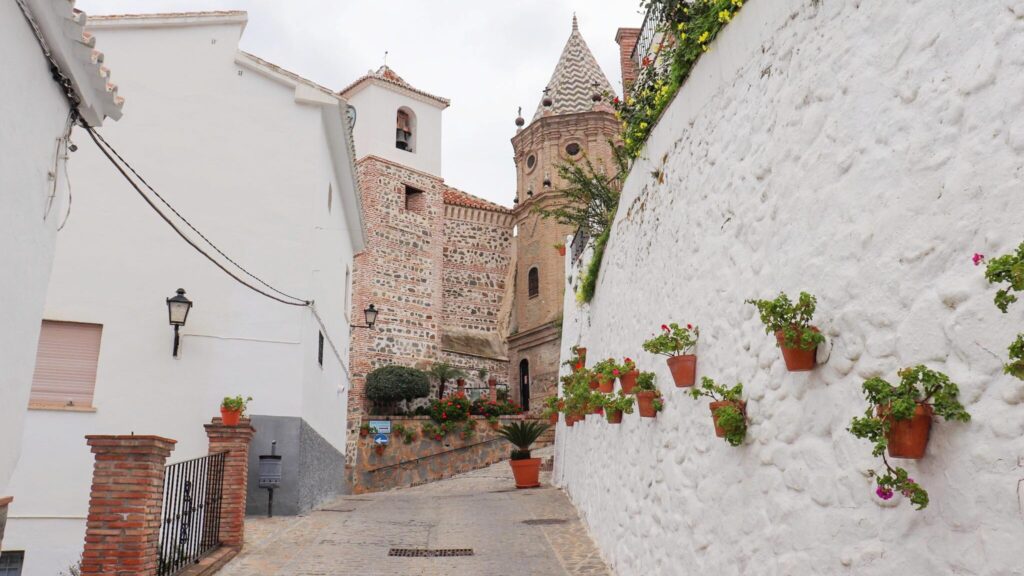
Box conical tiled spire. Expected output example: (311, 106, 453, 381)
(533, 16, 615, 120)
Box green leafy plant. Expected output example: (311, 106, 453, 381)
(689, 377, 746, 446)
(591, 357, 620, 383)
(634, 371, 664, 412)
(365, 365, 431, 413)
(563, 345, 587, 372)
(561, 368, 597, 418)
(642, 322, 699, 356)
(392, 423, 417, 444)
(534, 145, 630, 304)
(746, 291, 825, 351)
(541, 396, 562, 419)
(497, 420, 550, 460)
(221, 395, 252, 413)
(847, 365, 971, 510)
(554, 242, 566, 251)
(477, 368, 489, 382)
(616, 0, 747, 159)
(599, 392, 636, 415)
(430, 394, 471, 424)
(981, 242, 1024, 380)
(358, 422, 378, 436)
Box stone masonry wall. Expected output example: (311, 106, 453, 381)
(352, 416, 529, 493)
(554, 1, 1024, 575)
(442, 205, 513, 336)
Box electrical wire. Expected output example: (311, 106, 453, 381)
(85, 126, 310, 307)
(87, 128, 310, 304)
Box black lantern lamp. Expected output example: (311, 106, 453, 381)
(351, 304, 379, 329)
(166, 288, 192, 357)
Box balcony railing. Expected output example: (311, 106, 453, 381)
(632, 6, 664, 67)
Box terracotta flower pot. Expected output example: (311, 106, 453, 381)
(606, 409, 623, 424)
(359, 428, 369, 438)
(589, 378, 600, 390)
(510, 458, 542, 488)
(880, 403, 933, 459)
(566, 414, 576, 427)
(549, 413, 558, 425)
(557, 246, 567, 256)
(577, 348, 587, 365)
(667, 355, 697, 387)
(374, 444, 386, 456)
(709, 401, 745, 438)
(597, 376, 614, 393)
(775, 327, 819, 371)
(636, 391, 657, 418)
(220, 407, 242, 426)
(619, 370, 638, 393)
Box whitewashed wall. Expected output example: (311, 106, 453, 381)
(554, 1, 1024, 574)
(4, 14, 361, 575)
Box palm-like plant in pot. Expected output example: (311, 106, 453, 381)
(848, 365, 970, 510)
(220, 395, 252, 426)
(497, 420, 550, 488)
(643, 323, 699, 386)
(428, 362, 467, 400)
(747, 292, 825, 371)
(689, 377, 746, 446)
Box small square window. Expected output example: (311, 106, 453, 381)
(404, 185, 426, 213)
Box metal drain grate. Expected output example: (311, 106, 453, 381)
(388, 548, 475, 558)
(522, 518, 569, 525)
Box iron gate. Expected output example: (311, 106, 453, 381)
(157, 452, 226, 575)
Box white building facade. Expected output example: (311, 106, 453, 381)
(0, 0, 122, 556)
(3, 11, 365, 575)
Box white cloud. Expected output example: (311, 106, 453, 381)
(77, 0, 643, 205)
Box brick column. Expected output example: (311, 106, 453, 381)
(81, 435, 176, 576)
(615, 27, 641, 92)
(204, 418, 255, 547)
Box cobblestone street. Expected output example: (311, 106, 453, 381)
(219, 448, 611, 576)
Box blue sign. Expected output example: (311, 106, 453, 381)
(373, 433, 389, 445)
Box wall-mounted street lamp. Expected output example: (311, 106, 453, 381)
(166, 288, 193, 357)
(351, 304, 378, 329)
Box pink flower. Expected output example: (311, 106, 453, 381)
(661, 324, 670, 332)
(613, 369, 621, 377)
(686, 324, 693, 330)
(972, 253, 985, 266)
(875, 485, 894, 501)
(901, 478, 916, 497)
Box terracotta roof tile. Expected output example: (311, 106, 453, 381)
(443, 187, 511, 213)
(339, 65, 450, 108)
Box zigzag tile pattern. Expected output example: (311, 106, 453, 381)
(533, 18, 615, 120)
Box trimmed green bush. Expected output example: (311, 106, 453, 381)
(364, 365, 430, 409)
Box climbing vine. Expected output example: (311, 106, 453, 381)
(978, 241, 1024, 379)
(615, 0, 747, 159)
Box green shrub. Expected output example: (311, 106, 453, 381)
(365, 365, 430, 408)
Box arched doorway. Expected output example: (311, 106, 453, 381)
(519, 359, 530, 412)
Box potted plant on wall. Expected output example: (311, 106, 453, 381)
(498, 420, 551, 489)
(220, 395, 252, 426)
(633, 372, 663, 418)
(358, 422, 378, 438)
(981, 242, 1024, 380)
(554, 242, 566, 256)
(747, 292, 825, 371)
(643, 323, 700, 387)
(592, 358, 618, 393)
(542, 396, 562, 425)
(600, 392, 635, 424)
(689, 378, 746, 446)
(618, 357, 639, 393)
(848, 365, 970, 510)
(563, 345, 587, 373)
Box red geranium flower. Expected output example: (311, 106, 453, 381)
(661, 324, 670, 331)
(686, 324, 693, 330)
(613, 369, 620, 376)
(642, 56, 652, 67)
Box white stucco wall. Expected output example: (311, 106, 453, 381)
(0, 0, 120, 504)
(4, 15, 360, 574)
(345, 82, 445, 176)
(554, 1, 1024, 574)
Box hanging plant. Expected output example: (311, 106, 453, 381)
(642, 323, 699, 386)
(979, 242, 1024, 380)
(633, 371, 664, 418)
(747, 292, 825, 371)
(618, 357, 639, 393)
(847, 365, 971, 510)
(598, 391, 635, 424)
(689, 377, 746, 446)
(592, 358, 619, 393)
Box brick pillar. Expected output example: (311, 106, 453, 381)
(81, 435, 176, 576)
(616, 27, 641, 92)
(204, 418, 255, 547)
(488, 379, 498, 402)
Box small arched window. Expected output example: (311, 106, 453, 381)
(396, 108, 415, 152)
(528, 267, 539, 298)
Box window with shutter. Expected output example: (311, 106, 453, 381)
(29, 320, 103, 408)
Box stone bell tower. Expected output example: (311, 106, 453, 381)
(506, 16, 621, 412)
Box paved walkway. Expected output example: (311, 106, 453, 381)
(219, 448, 611, 576)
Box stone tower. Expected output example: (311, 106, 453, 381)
(507, 17, 621, 412)
(340, 66, 514, 491)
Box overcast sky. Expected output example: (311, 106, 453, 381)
(78, 1, 644, 206)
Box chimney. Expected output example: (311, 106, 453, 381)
(615, 27, 642, 93)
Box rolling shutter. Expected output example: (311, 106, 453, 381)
(30, 320, 102, 407)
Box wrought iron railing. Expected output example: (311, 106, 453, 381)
(157, 452, 226, 576)
(632, 6, 664, 67)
